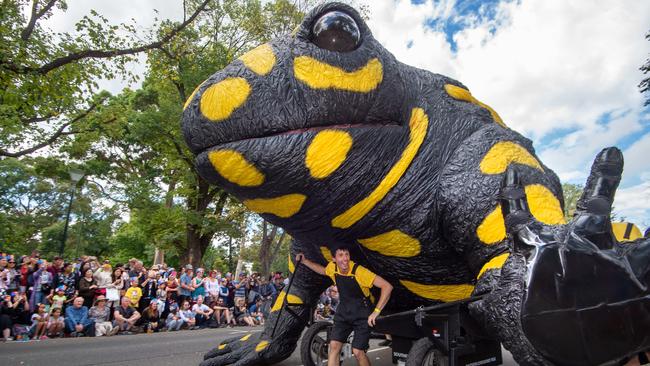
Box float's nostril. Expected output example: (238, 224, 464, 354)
(310, 10, 360, 52)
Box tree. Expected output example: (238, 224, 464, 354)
(640, 30, 650, 106)
(562, 183, 583, 221)
(0, 0, 210, 158)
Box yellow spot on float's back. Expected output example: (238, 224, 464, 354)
(183, 80, 206, 110)
(612, 222, 643, 242)
(400, 280, 474, 302)
(332, 108, 428, 229)
(256, 341, 269, 352)
(444, 84, 505, 127)
(320, 247, 333, 262)
(525, 185, 566, 225)
(288, 254, 295, 273)
(200, 77, 251, 121)
(306, 130, 353, 179)
(294, 57, 383, 92)
(239, 44, 276, 75)
(208, 150, 264, 187)
(240, 334, 252, 341)
(358, 230, 421, 257)
(218, 343, 227, 350)
(244, 194, 306, 218)
(480, 142, 543, 175)
(271, 291, 302, 312)
(477, 252, 510, 279)
(477, 205, 506, 245)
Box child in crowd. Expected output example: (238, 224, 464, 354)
(47, 307, 64, 337)
(125, 280, 142, 309)
(155, 282, 167, 317)
(166, 303, 182, 331)
(30, 303, 49, 340)
(47, 286, 67, 313)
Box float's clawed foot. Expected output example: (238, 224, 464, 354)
(498, 147, 650, 365)
(201, 333, 279, 366)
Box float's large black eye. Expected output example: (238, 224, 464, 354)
(310, 11, 360, 52)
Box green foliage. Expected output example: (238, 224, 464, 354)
(562, 183, 583, 221)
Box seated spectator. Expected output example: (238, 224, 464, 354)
(212, 297, 235, 327)
(191, 295, 213, 328)
(46, 307, 64, 338)
(250, 298, 265, 325)
(65, 296, 95, 337)
(125, 280, 142, 309)
(141, 301, 161, 333)
(179, 300, 196, 329)
(166, 303, 183, 331)
(113, 296, 141, 334)
(1, 293, 19, 341)
(30, 303, 49, 340)
(89, 295, 117, 336)
(233, 298, 255, 327)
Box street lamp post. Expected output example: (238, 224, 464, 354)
(59, 168, 85, 257)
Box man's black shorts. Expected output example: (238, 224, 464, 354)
(330, 318, 370, 351)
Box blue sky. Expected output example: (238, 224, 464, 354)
(46, 0, 650, 229)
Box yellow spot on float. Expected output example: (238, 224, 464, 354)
(477, 205, 506, 245)
(288, 254, 295, 273)
(444, 84, 505, 127)
(183, 80, 206, 110)
(200, 77, 251, 121)
(400, 280, 474, 302)
(525, 184, 566, 225)
(239, 44, 276, 75)
(256, 340, 269, 352)
(294, 57, 383, 92)
(218, 343, 227, 350)
(306, 130, 353, 179)
(358, 230, 421, 257)
(271, 291, 302, 312)
(240, 334, 252, 341)
(612, 222, 643, 242)
(244, 194, 306, 218)
(320, 247, 333, 262)
(332, 108, 428, 229)
(208, 150, 265, 187)
(477, 252, 510, 279)
(480, 142, 543, 175)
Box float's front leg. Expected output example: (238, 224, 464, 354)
(201, 241, 330, 366)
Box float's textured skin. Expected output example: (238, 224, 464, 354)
(181, 3, 650, 366)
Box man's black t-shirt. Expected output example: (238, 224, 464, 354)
(117, 305, 135, 319)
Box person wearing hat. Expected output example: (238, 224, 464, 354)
(89, 295, 118, 336)
(296, 247, 393, 366)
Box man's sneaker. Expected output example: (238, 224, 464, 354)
(108, 326, 120, 336)
(119, 331, 133, 336)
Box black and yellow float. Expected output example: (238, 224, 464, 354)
(181, 2, 650, 366)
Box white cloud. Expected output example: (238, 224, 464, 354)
(614, 181, 650, 231)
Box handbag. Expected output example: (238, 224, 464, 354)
(106, 288, 120, 302)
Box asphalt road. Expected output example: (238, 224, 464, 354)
(0, 326, 517, 366)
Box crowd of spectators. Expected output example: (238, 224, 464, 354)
(0, 250, 288, 342)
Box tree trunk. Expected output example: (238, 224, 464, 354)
(154, 176, 177, 265)
(259, 221, 279, 277)
(234, 221, 247, 278)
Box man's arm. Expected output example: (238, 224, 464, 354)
(114, 310, 125, 322)
(295, 253, 326, 276)
(368, 274, 393, 326)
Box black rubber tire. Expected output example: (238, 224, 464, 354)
(406, 338, 449, 366)
(300, 321, 334, 366)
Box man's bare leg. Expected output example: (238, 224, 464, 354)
(353, 348, 370, 366)
(328, 340, 343, 366)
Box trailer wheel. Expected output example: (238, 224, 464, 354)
(406, 338, 448, 366)
(301, 321, 336, 366)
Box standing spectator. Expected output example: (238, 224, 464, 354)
(226, 274, 236, 307)
(179, 265, 194, 305)
(0, 261, 9, 294)
(141, 301, 161, 333)
(191, 295, 213, 328)
(233, 273, 248, 306)
(30, 303, 49, 340)
(272, 275, 284, 297)
(179, 300, 196, 329)
(77, 268, 97, 308)
(191, 268, 206, 301)
(166, 271, 179, 304)
(19, 256, 32, 294)
(94, 262, 113, 296)
(65, 296, 95, 337)
(212, 297, 235, 327)
(89, 295, 117, 337)
(218, 278, 230, 306)
(1, 294, 15, 341)
(47, 256, 64, 286)
(125, 280, 142, 309)
(165, 303, 182, 331)
(58, 263, 78, 303)
(46, 307, 64, 338)
(30, 261, 52, 310)
(139, 270, 157, 313)
(204, 271, 220, 305)
(258, 276, 276, 317)
(5, 256, 19, 295)
(107, 267, 124, 309)
(233, 298, 255, 327)
(156, 282, 168, 319)
(113, 296, 141, 334)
